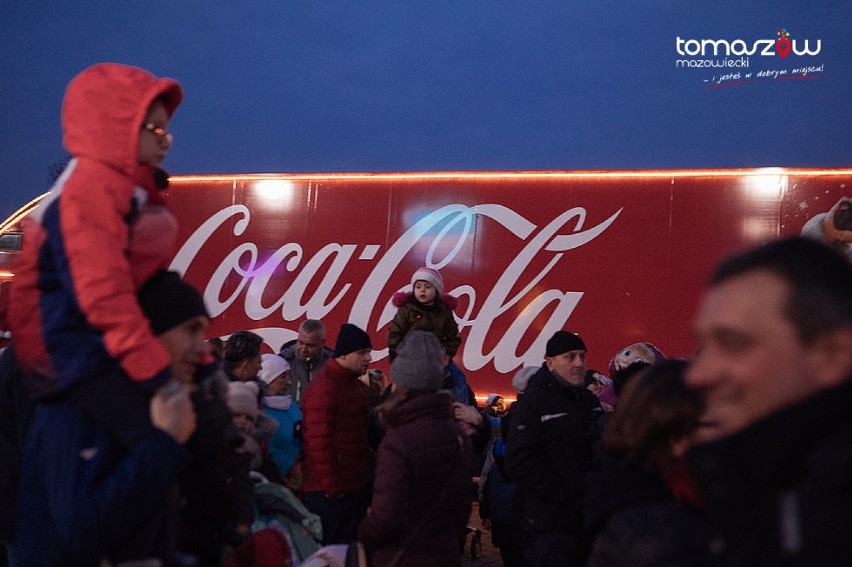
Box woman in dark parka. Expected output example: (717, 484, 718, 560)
(357, 331, 473, 567)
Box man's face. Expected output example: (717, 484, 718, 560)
(235, 353, 262, 382)
(158, 315, 210, 383)
(337, 348, 372, 375)
(686, 270, 824, 442)
(296, 330, 324, 360)
(546, 349, 587, 387)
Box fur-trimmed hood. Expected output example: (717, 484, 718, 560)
(392, 291, 459, 311)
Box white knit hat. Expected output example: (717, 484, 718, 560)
(258, 353, 289, 386)
(411, 267, 444, 294)
(227, 381, 259, 421)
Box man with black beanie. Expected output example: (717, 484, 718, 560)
(505, 330, 603, 566)
(301, 323, 374, 545)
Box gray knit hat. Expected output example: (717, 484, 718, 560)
(390, 330, 445, 391)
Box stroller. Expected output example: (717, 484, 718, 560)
(233, 473, 324, 565)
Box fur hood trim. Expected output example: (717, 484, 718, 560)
(392, 291, 458, 311)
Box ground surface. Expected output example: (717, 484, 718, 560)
(461, 502, 504, 567)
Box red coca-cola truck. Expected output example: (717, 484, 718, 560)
(1, 168, 849, 401)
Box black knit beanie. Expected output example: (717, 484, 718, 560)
(138, 271, 209, 335)
(545, 331, 587, 357)
(334, 323, 372, 357)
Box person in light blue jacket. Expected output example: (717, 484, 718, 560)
(259, 353, 303, 484)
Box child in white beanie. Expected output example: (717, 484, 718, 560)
(257, 353, 304, 489)
(386, 266, 462, 362)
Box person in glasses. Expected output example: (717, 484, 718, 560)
(9, 62, 185, 447)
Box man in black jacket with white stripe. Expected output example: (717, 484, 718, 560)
(506, 331, 602, 566)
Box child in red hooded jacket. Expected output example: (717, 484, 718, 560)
(9, 63, 186, 444)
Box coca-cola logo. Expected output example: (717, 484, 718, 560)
(169, 203, 622, 372)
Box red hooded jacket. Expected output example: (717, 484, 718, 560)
(9, 63, 183, 398)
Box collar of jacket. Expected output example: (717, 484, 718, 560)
(687, 378, 852, 530)
(385, 390, 454, 427)
(326, 357, 361, 380)
(279, 341, 333, 367)
(392, 291, 459, 312)
(264, 395, 293, 411)
(538, 366, 589, 399)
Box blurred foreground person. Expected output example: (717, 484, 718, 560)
(686, 237, 852, 564)
(585, 359, 712, 566)
(358, 331, 472, 567)
(16, 271, 205, 565)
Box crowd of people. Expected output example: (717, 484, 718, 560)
(1, 63, 851, 567)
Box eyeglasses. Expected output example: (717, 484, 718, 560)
(141, 122, 173, 144)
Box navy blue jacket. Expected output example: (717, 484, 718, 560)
(16, 402, 186, 565)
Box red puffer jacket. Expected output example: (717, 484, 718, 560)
(301, 357, 372, 495)
(9, 63, 183, 398)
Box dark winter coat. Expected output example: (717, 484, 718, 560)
(179, 368, 253, 565)
(15, 402, 186, 565)
(301, 358, 372, 496)
(584, 452, 712, 567)
(387, 293, 461, 360)
(278, 339, 333, 403)
(357, 391, 472, 567)
(480, 442, 517, 542)
(687, 378, 852, 565)
(505, 365, 602, 533)
(9, 64, 182, 400)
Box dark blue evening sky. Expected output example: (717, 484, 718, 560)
(1, 1, 849, 220)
